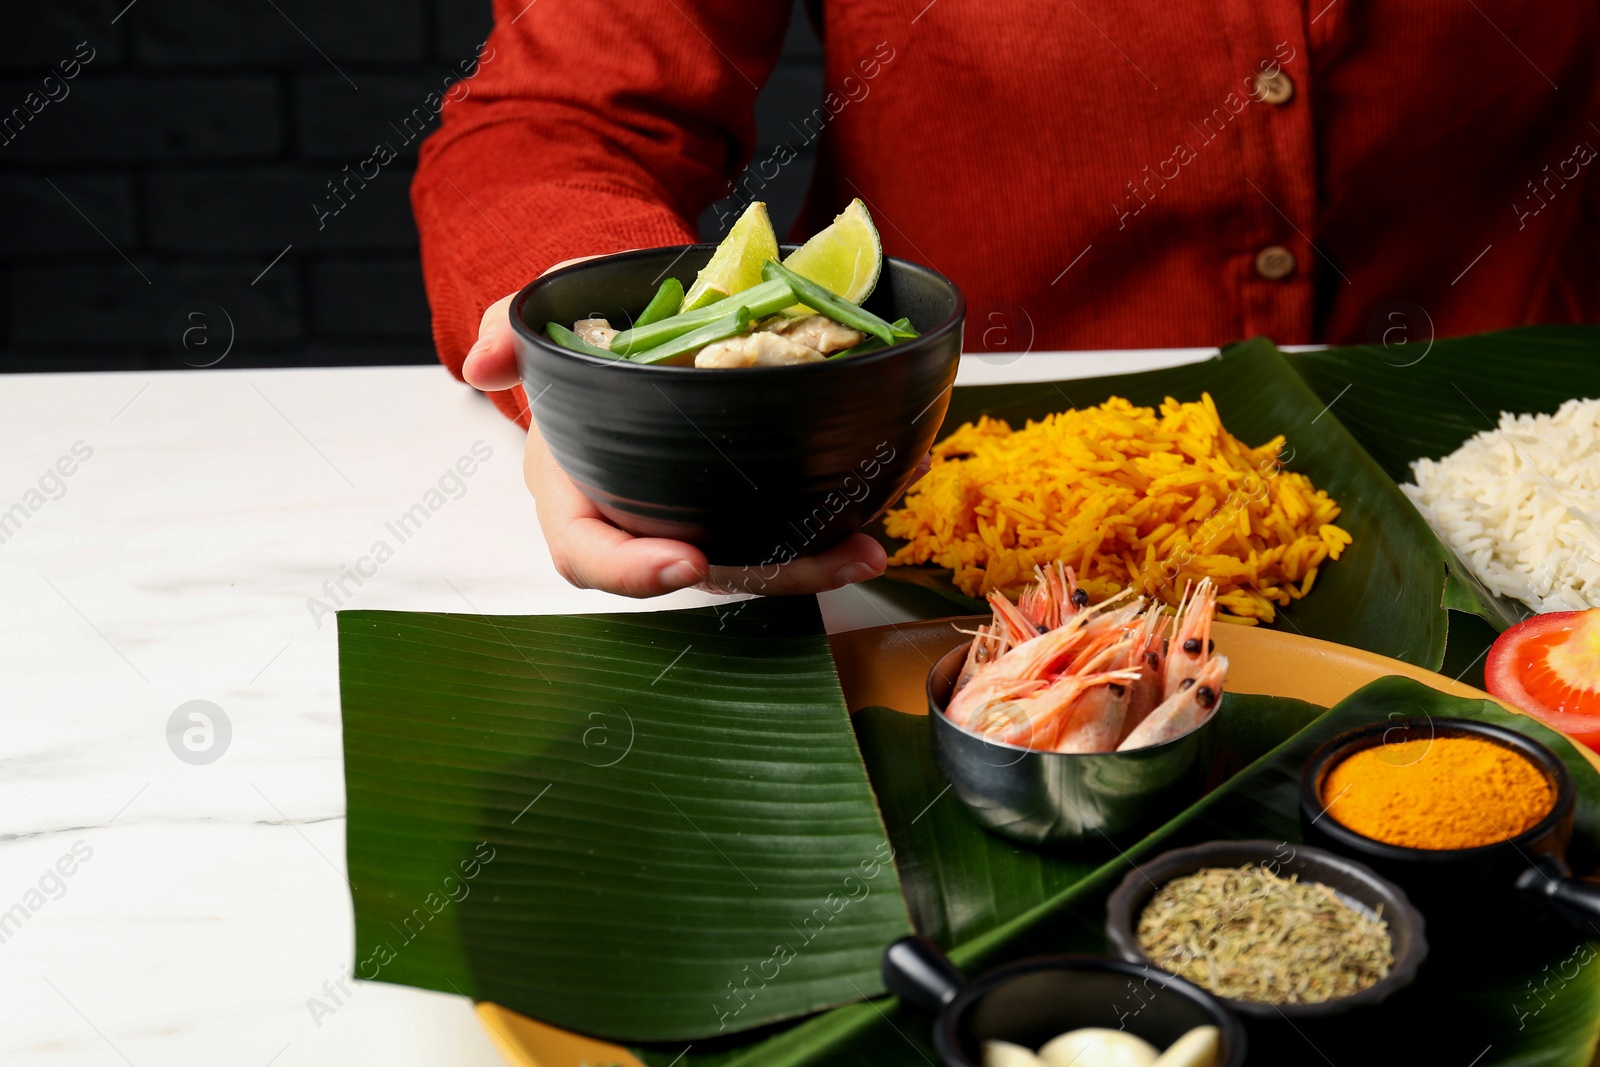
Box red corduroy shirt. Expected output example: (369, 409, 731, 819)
(412, 0, 1600, 428)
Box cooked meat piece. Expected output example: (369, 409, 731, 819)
(694, 331, 828, 368)
(574, 317, 617, 349)
(760, 313, 865, 355)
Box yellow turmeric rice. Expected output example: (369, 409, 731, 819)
(883, 394, 1352, 623)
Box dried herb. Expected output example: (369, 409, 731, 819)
(1137, 864, 1394, 1004)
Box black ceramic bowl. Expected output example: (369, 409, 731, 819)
(1105, 839, 1428, 1019)
(1298, 717, 1600, 940)
(883, 936, 1246, 1067)
(927, 639, 1218, 845)
(509, 245, 964, 565)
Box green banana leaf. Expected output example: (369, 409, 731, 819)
(1286, 325, 1600, 632)
(338, 599, 1600, 1064)
(657, 679, 1600, 1067)
(337, 598, 914, 1042)
(1286, 326, 1600, 488)
(872, 338, 1458, 670)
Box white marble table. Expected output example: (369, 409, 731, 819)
(0, 349, 1212, 1067)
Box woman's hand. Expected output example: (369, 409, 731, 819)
(464, 290, 894, 599)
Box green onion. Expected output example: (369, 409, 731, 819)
(635, 277, 685, 328)
(628, 306, 753, 365)
(829, 318, 916, 360)
(760, 261, 900, 346)
(546, 322, 619, 358)
(830, 337, 886, 360)
(611, 279, 791, 355)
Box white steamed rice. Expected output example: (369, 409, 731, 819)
(1402, 398, 1600, 613)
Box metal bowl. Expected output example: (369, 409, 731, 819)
(926, 640, 1218, 846)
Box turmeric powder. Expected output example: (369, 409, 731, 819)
(1321, 736, 1554, 850)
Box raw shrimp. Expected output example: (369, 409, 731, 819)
(988, 587, 1043, 646)
(1118, 655, 1228, 750)
(943, 569, 1228, 755)
(1051, 640, 1141, 753)
(1163, 579, 1217, 697)
(1117, 607, 1169, 742)
(1019, 561, 1083, 632)
(946, 625, 1091, 725)
(954, 622, 1009, 694)
(970, 664, 1140, 749)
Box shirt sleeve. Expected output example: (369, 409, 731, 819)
(412, 0, 793, 425)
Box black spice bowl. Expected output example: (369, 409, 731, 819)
(881, 935, 1247, 1067)
(1299, 716, 1600, 939)
(1104, 839, 1428, 1019)
(509, 244, 964, 565)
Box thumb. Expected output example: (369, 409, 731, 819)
(462, 293, 520, 392)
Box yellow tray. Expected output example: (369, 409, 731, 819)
(478, 618, 1598, 1066)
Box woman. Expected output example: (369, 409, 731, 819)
(413, 0, 1599, 598)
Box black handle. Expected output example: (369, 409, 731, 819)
(1517, 855, 1600, 936)
(881, 936, 965, 1014)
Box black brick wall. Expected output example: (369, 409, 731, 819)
(0, 1, 821, 372)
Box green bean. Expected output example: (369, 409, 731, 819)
(628, 306, 753, 365)
(634, 277, 685, 327)
(546, 322, 619, 358)
(611, 279, 791, 355)
(760, 261, 899, 345)
(889, 316, 918, 339)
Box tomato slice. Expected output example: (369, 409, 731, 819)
(1485, 609, 1600, 750)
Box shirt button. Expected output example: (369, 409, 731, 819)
(1255, 245, 1296, 280)
(1253, 69, 1294, 105)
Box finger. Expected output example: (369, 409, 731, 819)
(552, 515, 714, 598)
(463, 293, 520, 392)
(463, 256, 615, 393)
(700, 533, 887, 597)
(524, 429, 710, 597)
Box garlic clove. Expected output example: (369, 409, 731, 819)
(1150, 1026, 1220, 1067)
(983, 1040, 1045, 1067)
(1039, 1028, 1159, 1067)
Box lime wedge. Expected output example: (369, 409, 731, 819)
(680, 201, 780, 312)
(780, 198, 881, 313)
